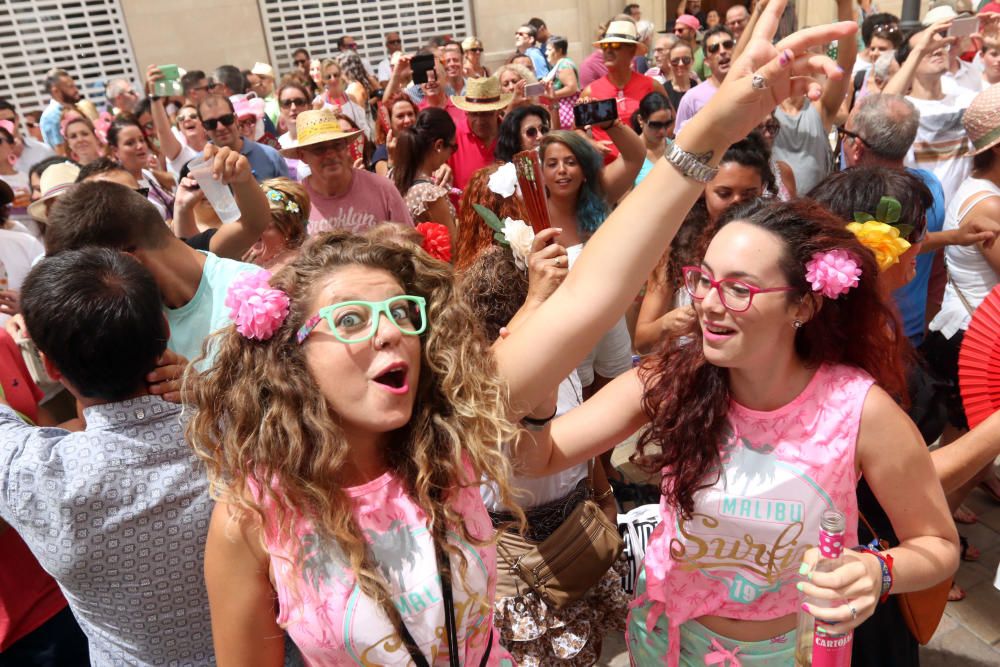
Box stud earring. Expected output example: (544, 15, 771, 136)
(793, 320, 803, 329)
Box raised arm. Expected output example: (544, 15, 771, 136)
(599, 121, 648, 203)
(816, 0, 859, 130)
(383, 55, 413, 103)
(202, 144, 273, 259)
(732, 0, 770, 61)
(495, 0, 858, 414)
(146, 65, 184, 161)
(882, 20, 954, 97)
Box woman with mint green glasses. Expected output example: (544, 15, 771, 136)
(186, 4, 881, 664)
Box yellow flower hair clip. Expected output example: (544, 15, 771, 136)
(846, 197, 912, 271)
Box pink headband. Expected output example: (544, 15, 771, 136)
(0, 120, 15, 137)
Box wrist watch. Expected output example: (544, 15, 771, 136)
(663, 140, 718, 183)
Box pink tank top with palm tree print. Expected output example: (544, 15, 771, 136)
(256, 468, 512, 666)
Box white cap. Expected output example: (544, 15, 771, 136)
(923, 5, 958, 25)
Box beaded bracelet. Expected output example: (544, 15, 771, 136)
(852, 545, 894, 603)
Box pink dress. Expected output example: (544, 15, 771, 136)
(627, 363, 873, 666)
(257, 469, 513, 666)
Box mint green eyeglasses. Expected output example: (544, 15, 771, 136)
(296, 295, 427, 344)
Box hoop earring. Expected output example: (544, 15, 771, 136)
(793, 320, 803, 329)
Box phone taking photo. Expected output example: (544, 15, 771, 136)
(948, 16, 979, 39)
(523, 81, 546, 97)
(411, 53, 436, 85)
(573, 99, 618, 128)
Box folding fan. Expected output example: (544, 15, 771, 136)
(958, 285, 1000, 429)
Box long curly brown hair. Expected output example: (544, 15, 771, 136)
(187, 232, 524, 627)
(634, 199, 909, 518)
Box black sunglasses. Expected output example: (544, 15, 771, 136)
(836, 126, 870, 148)
(646, 119, 674, 130)
(707, 39, 736, 54)
(524, 125, 549, 138)
(280, 97, 309, 109)
(294, 58, 309, 65)
(202, 113, 236, 131)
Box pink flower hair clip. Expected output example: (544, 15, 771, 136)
(225, 270, 290, 341)
(805, 249, 862, 299)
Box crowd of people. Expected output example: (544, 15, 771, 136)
(1, 0, 1000, 666)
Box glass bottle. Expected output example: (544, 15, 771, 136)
(794, 508, 853, 667)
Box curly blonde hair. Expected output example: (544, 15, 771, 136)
(242, 178, 310, 265)
(187, 231, 524, 628)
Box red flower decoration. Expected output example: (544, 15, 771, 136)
(415, 222, 451, 263)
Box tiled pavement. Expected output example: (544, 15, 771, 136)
(596, 442, 1000, 666)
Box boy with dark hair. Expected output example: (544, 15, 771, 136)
(46, 151, 261, 366)
(0, 247, 215, 665)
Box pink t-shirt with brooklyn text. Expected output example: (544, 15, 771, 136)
(305, 169, 414, 235)
(257, 468, 512, 666)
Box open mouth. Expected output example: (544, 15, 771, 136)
(373, 363, 409, 393)
(703, 322, 736, 340)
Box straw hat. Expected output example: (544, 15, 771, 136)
(251, 62, 275, 79)
(27, 162, 80, 223)
(280, 109, 362, 159)
(451, 77, 514, 112)
(594, 20, 648, 55)
(964, 84, 1000, 156)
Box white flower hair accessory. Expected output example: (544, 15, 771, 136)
(487, 162, 518, 198)
(501, 218, 535, 271)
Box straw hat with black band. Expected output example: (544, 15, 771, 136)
(279, 109, 362, 160)
(27, 162, 80, 223)
(451, 77, 514, 112)
(594, 20, 648, 55)
(963, 84, 1000, 157)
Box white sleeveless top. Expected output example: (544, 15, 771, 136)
(929, 177, 1000, 339)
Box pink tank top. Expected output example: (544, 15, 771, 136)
(256, 468, 512, 666)
(633, 363, 872, 666)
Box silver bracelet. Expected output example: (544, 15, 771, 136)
(663, 140, 718, 183)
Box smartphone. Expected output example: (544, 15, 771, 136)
(573, 99, 618, 128)
(154, 63, 182, 98)
(524, 81, 546, 97)
(948, 16, 979, 39)
(411, 53, 436, 85)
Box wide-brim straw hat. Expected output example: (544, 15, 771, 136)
(451, 77, 514, 112)
(964, 84, 1000, 156)
(27, 162, 80, 222)
(595, 20, 648, 54)
(280, 109, 363, 159)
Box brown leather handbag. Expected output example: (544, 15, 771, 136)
(495, 471, 624, 609)
(860, 512, 951, 644)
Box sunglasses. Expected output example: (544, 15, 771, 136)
(297, 296, 427, 345)
(670, 56, 693, 66)
(238, 117, 257, 127)
(836, 126, 870, 148)
(176, 113, 199, 123)
(600, 42, 624, 51)
(202, 113, 236, 131)
(759, 119, 780, 136)
(302, 139, 352, 155)
(524, 125, 550, 138)
(191, 83, 211, 92)
(280, 97, 309, 109)
(707, 39, 736, 54)
(646, 119, 674, 130)
(468, 48, 484, 53)
(294, 58, 309, 65)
